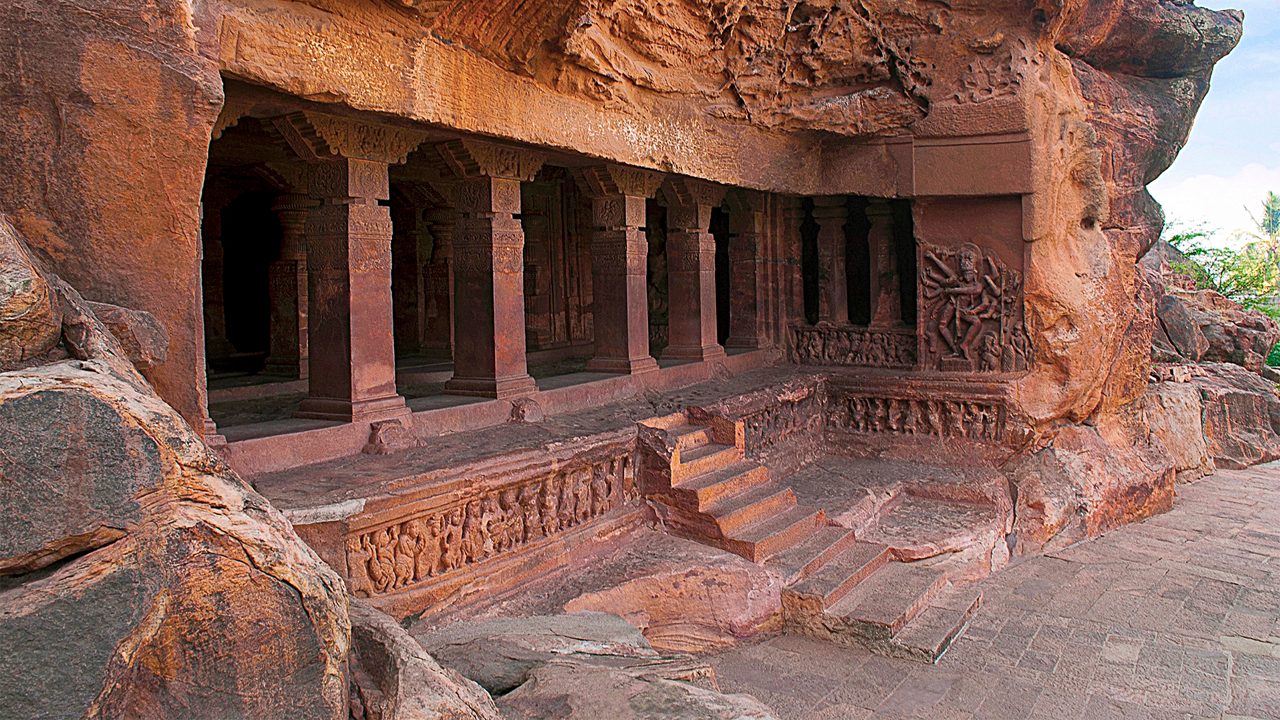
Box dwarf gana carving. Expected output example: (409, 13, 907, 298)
(346, 452, 634, 597)
(831, 394, 1008, 443)
(792, 326, 917, 368)
(920, 242, 1032, 373)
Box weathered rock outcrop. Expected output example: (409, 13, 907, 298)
(348, 601, 501, 720)
(0, 221, 350, 720)
(1191, 362, 1280, 470)
(414, 612, 779, 720)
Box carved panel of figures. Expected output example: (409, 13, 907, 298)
(739, 390, 823, 458)
(346, 452, 634, 597)
(829, 393, 1009, 443)
(919, 242, 1032, 373)
(792, 325, 917, 369)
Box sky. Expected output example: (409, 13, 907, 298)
(1147, 0, 1280, 243)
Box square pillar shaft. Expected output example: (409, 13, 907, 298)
(813, 197, 848, 324)
(664, 201, 725, 362)
(422, 216, 455, 355)
(295, 157, 408, 422)
(867, 200, 903, 328)
(265, 194, 310, 379)
(445, 175, 538, 398)
(726, 202, 767, 349)
(587, 194, 658, 374)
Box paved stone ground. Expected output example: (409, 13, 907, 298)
(708, 464, 1280, 719)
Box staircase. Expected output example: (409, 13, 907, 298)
(642, 414, 982, 663)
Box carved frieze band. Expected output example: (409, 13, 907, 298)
(739, 390, 824, 457)
(438, 138, 547, 182)
(828, 390, 1010, 443)
(792, 325, 917, 369)
(346, 449, 636, 597)
(919, 242, 1033, 373)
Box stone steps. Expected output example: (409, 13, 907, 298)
(785, 541, 892, 608)
(673, 442, 742, 482)
(719, 506, 826, 563)
(706, 485, 798, 535)
(765, 525, 859, 585)
(671, 462, 771, 511)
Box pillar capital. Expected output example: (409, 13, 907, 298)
(274, 111, 428, 165)
(575, 164, 665, 200)
(437, 138, 546, 181)
(662, 177, 728, 210)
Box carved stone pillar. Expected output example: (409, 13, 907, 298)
(391, 205, 424, 357)
(423, 207, 457, 356)
(264, 192, 311, 378)
(726, 190, 768, 349)
(196, 200, 226, 447)
(577, 164, 664, 374)
(274, 111, 427, 422)
(867, 199, 903, 329)
(662, 178, 727, 362)
(201, 186, 235, 361)
(438, 139, 547, 398)
(812, 196, 848, 325)
(783, 197, 807, 325)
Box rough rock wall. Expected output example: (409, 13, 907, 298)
(0, 0, 222, 429)
(0, 219, 350, 719)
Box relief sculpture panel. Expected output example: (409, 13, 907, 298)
(919, 242, 1032, 373)
(792, 325, 917, 369)
(829, 391, 1010, 444)
(346, 450, 635, 597)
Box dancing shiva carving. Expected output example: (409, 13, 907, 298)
(919, 241, 1032, 373)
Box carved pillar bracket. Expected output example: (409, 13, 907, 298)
(725, 189, 769, 349)
(812, 196, 849, 325)
(273, 111, 426, 423)
(660, 177, 728, 363)
(866, 199, 903, 329)
(434, 140, 547, 399)
(575, 164, 665, 374)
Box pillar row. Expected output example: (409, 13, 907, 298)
(726, 190, 768, 349)
(866, 199, 904, 329)
(264, 192, 311, 379)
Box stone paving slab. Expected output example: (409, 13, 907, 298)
(706, 463, 1280, 719)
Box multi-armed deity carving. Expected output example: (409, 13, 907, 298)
(919, 242, 1032, 373)
(347, 451, 634, 597)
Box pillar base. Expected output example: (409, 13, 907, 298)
(202, 418, 227, 448)
(294, 394, 410, 423)
(724, 336, 764, 350)
(661, 344, 727, 363)
(444, 373, 538, 399)
(585, 355, 659, 375)
(263, 358, 307, 380)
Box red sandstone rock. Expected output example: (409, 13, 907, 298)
(1006, 424, 1175, 555)
(0, 219, 61, 369)
(0, 229, 349, 720)
(1140, 380, 1215, 483)
(1191, 363, 1280, 470)
(348, 600, 501, 720)
(85, 300, 169, 375)
(1156, 289, 1279, 373)
(564, 559, 784, 654)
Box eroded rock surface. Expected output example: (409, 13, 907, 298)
(0, 221, 350, 720)
(348, 600, 501, 720)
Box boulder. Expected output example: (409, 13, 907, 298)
(0, 234, 350, 720)
(563, 557, 783, 654)
(348, 601, 501, 720)
(85, 300, 169, 374)
(1157, 289, 1279, 372)
(413, 613, 661, 695)
(497, 663, 779, 720)
(1006, 423, 1175, 555)
(0, 218, 61, 368)
(1191, 363, 1280, 470)
(1140, 380, 1214, 483)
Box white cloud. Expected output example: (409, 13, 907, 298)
(1149, 162, 1280, 240)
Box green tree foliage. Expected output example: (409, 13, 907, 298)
(1165, 224, 1280, 320)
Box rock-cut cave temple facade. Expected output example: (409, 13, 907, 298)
(0, 0, 1254, 716)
